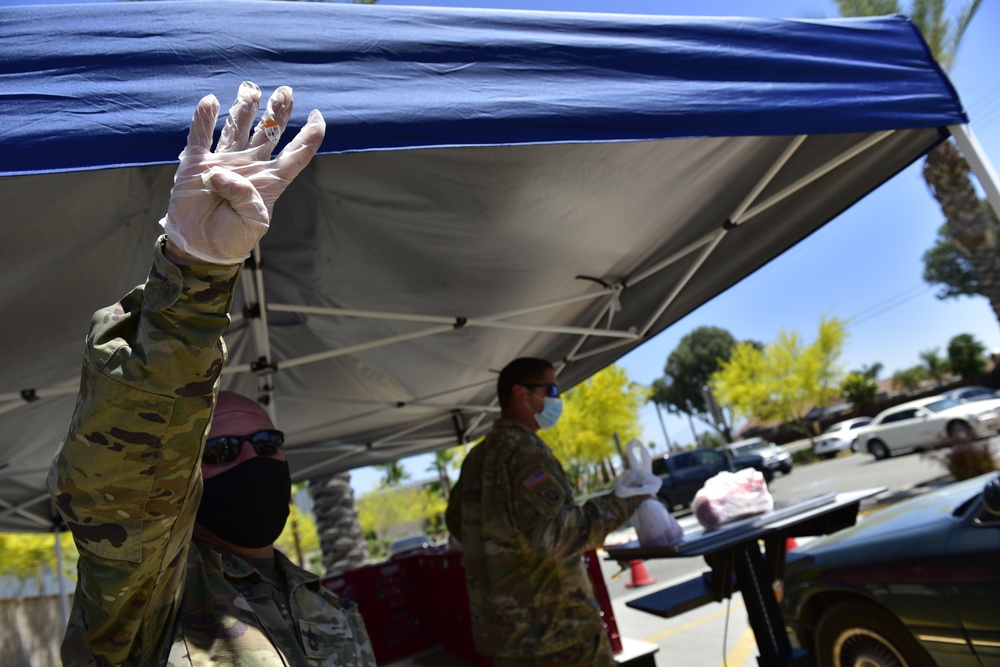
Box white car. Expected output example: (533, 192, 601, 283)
(812, 417, 872, 459)
(857, 396, 1000, 460)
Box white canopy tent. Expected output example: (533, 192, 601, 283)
(1, 1, 997, 534)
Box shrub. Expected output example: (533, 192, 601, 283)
(923, 438, 998, 480)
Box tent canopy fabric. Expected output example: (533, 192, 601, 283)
(0, 1, 966, 532)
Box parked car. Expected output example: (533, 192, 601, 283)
(388, 533, 433, 559)
(650, 447, 769, 511)
(812, 417, 872, 459)
(723, 437, 792, 475)
(857, 396, 1000, 460)
(780, 472, 1000, 667)
(940, 385, 995, 403)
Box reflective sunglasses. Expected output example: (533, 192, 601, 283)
(522, 382, 560, 398)
(202, 429, 284, 465)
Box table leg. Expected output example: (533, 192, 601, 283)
(732, 543, 812, 667)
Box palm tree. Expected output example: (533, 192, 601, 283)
(374, 460, 410, 487)
(427, 448, 457, 499)
(919, 348, 951, 386)
(836, 1, 998, 320)
(308, 472, 368, 573)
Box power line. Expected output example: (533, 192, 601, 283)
(847, 284, 934, 328)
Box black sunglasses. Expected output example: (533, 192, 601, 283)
(202, 429, 284, 465)
(522, 382, 560, 398)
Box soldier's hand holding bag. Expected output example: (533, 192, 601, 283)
(614, 440, 684, 547)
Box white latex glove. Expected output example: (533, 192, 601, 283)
(614, 439, 663, 497)
(160, 81, 326, 264)
(614, 468, 662, 498)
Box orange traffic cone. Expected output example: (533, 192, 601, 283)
(624, 559, 656, 588)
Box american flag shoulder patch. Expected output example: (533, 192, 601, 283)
(522, 469, 550, 490)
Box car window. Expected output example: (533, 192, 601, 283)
(730, 440, 766, 453)
(880, 409, 918, 424)
(695, 450, 725, 466)
(671, 453, 694, 470)
(925, 398, 962, 412)
(849, 420, 871, 429)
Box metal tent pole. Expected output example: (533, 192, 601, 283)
(949, 124, 1000, 219)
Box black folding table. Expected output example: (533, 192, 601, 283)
(605, 488, 885, 667)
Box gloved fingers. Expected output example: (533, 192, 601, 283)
(248, 86, 294, 160)
(270, 108, 326, 182)
(202, 166, 269, 228)
(217, 81, 262, 153)
(186, 94, 221, 152)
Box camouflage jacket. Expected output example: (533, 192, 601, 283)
(444, 419, 636, 659)
(48, 237, 375, 667)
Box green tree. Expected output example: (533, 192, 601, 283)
(649, 326, 742, 441)
(712, 317, 847, 441)
(0, 531, 78, 594)
(427, 447, 459, 500)
(923, 202, 999, 299)
(275, 497, 324, 573)
(919, 348, 951, 386)
(892, 365, 929, 394)
(840, 371, 879, 413)
(544, 364, 643, 492)
(837, 1, 998, 323)
(357, 486, 447, 557)
(374, 460, 410, 487)
(947, 332, 988, 379)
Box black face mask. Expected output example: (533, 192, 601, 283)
(196, 456, 292, 549)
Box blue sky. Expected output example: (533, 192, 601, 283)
(7, 0, 997, 493)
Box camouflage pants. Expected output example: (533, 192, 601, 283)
(492, 632, 614, 667)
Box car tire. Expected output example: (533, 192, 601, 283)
(780, 463, 792, 475)
(850, 438, 858, 453)
(814, 600, 935, 667)
(947, 420, 972, 441)
(868, 440, 890, 460)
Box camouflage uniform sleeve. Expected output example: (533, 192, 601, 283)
(47, 236, 240, 665)
(508, 441, 635, 560)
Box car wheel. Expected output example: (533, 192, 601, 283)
(869, 440, 890, 460)
(814, 601, 934, 667)
(780, 463, 792, 474)
(850, 438, 858, 453)
(947, 420, 972, 441)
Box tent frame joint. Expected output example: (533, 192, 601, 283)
(250, 357, 277, 375)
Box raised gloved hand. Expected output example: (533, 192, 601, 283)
(160, 81, 326, 265)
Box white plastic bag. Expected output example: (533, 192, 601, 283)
(614, 440, 684, 547)
(692, 468, 774, 530)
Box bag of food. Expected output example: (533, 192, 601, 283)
(614, 440, 684, 547)
(692, 468, 774, 530)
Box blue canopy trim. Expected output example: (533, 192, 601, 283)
(1, 1, 965, 177)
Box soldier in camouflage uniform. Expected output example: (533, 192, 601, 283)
(47, 82, 376, 667)
(445, 358, 645, 667)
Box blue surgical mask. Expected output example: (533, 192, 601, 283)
(535, 396, 563, 429)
